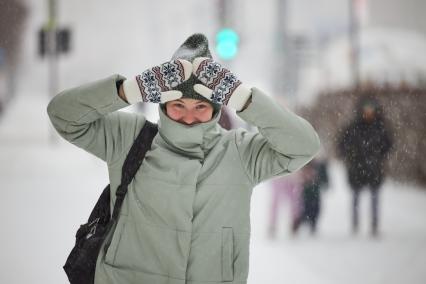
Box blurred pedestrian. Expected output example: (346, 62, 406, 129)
(47, 33, 320, 284)
(268, 173, 304, 238)
(292, 158, 329, 235)
(338, 96, 392, 236)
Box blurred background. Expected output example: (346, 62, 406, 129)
(1, 0, 425, 283)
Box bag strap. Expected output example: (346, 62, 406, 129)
(111, 120, 158, 220)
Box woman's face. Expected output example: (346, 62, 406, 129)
(165, 98, 214, 125)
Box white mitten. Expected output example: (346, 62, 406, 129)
(192, 57, 251, 111)
(123, 59, 192, 104)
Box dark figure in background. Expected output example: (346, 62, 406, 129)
(338, 96, 392, 236)
(293, 159, 329, 235)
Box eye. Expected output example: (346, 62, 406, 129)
(172, 103, 185, 109)
(195, 104, 207, 110)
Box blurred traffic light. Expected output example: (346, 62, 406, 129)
(38, 27, 71, 57)
(215, 28, 239, 60)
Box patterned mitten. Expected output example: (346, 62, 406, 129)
(123, 59, 192, 104)
(192, 57, 251, 111)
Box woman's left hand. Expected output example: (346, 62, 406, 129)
(191, 57, 252, 111)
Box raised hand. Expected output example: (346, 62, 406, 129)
(123, 59, 192, 104)
(192, 57, 251, 111)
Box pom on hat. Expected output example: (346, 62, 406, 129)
(171, 33, 212, 62)
(169, 34, 221, 113)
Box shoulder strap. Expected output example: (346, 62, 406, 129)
(112, 120, 158, 220)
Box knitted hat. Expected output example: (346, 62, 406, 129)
(169, 33, 221, 113)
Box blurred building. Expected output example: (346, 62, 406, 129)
(263, 0, 426, 106)
(0, 0, 27, 113)
(370, 0, 426, 35)
(320, 28, 426, 91)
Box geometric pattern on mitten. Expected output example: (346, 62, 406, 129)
(136, 60, 189, 103)
(193, 58, 242, 105)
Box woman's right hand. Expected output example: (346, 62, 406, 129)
(122, 59, 192, 104)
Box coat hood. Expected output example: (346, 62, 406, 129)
(156, 106, 223, 160)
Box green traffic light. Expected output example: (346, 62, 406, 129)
(216, 41, 238, 60)
(216, 28, 239, 44)
(216, 28, 239, 60)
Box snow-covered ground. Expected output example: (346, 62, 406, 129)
(1, 93, 425, 284)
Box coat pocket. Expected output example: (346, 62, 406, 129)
(221, 227, 234, 282)
(104, 215, 127, 265)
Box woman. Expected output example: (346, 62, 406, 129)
(47, 34, 320, 284)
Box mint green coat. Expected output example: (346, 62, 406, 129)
(47, 75, 320, 284)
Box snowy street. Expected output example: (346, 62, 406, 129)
(0, 93, 425, 284)
(1, 0, 426, 283)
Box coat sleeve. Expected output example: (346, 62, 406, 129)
(235, 87, 320, 185)
(46, 74, 146, 164)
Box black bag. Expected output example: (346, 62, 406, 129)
(63, 121, 158, 284)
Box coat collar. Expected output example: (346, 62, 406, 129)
(156, 106, 222, 160)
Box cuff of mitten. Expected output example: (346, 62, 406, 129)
(227, 84, 252, 111)
(123, 77, 143, 104)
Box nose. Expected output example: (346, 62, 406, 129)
(182, 112, 197, 125)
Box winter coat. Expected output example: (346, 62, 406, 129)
(47, 75, 320, 284)
(338, 98, 392, 189)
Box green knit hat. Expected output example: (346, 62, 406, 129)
(170, 33, 221, 113)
